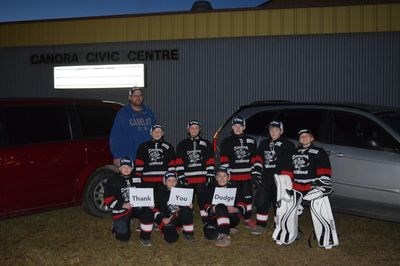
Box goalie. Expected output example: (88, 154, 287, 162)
(273, 129, 339, 249)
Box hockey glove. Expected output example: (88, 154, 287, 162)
(251, 173, 263, 188)
(177, 175, 188, 186)
(205, 172, 215, 187)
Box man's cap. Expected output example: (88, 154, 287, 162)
(187, 120, 201, 129)
(215, 166, 230, 175)
(298, 128, 313, 138)
(129, 87, 144, 96)
(150, 124, 164, 133)
(231, 115, 246, 127)
(164, 171, 177, 182)
(119, 156, 134, 168)
(268, 121, 284, 130)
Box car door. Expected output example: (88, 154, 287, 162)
(323, 111, 400, 221)
(1, 105, 85, 216)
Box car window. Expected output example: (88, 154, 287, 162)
(331, 111, 398, 151)
(376, 111, 400, 136)
(277, 109, 325, 140)
(4, 106, 70, 146)
(245, 110, 278, 136)
(76, 105, 117, 138)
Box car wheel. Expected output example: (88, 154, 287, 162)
(83, 167, 117, 217)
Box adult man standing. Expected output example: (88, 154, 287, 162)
(110, 87, 157, 166)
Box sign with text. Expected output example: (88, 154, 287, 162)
(129, 187, 154, 207)
(168, 187, 194, 206)
(212, 187, 237, 206)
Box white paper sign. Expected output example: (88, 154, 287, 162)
(129, 187, 154, 207)
(212, 187, 237, 206)
(168, 187, 194, 206)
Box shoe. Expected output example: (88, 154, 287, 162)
(215, 233, 231, 248)
(139, 238, 152, 247)
(135, 225, 141, 232)
(229, 228, 238, 234)
(243, 219, 257, 229)
(183, 234, 195, 242)
(251, 225, 266, 235)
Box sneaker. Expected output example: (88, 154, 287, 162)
(183, 234, 195, 242)
(215, 233, 231, 248)
(251, 225, 266, 235)
(139, 238, 152, 247)
(243, 219, 257, 229)
(229, 228, 238, 234)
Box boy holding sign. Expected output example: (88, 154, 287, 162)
(154, 171, 195, 243)
(202, 167, 246, 247)
(103, 156, 154, 246)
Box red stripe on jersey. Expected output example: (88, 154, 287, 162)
(112, 209, 132, 220)
(206, 157, 215, 165)
(187, 177, 207, 184)
(220, 155, 229, 164)
(168, 160, 176, 167)
(143, 176, 163, 183)
(135, 159, 145, 167)
(280, 170, 294, 179)
(317, 168, 332, 176)
(251, 155, 262, 164)
(175, 158, 184, 165)
(293, 182, 312, 192)
(103, 196, 115, 205)
(230, 173, 251, 181)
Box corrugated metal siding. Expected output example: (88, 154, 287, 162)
(0, 32, 399, 144)
(1, 4, 400, 47)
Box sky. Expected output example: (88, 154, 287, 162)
(0, 0, 266, 23)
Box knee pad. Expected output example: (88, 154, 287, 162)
(112, 219, 130, 241)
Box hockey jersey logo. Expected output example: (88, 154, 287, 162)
(263, 141, 277, 168)
(292, 154, 310, 174)
(121, 187, 129, 202)
(148, 146, 164, 166)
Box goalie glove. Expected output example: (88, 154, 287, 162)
(304, 176, 333, 200)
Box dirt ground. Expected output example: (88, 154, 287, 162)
(1, 206, 399, 266)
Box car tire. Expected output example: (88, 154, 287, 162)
(83, 167, 117, 217)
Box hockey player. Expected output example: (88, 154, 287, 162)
(175, 120, 215, 223)
(154, 171, 195, 243)
(219, 115, 258, 229)
(135, 124, 176, 193)
(273, 129, 339, 249)
(202, 167, 246, 247)
(252, 121, 294, 235)
(103, 156, 154, 246)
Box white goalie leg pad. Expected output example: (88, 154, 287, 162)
(272, 190, 303, 245)
(274, 174, 292, 202)
(309, 196, 339, 249)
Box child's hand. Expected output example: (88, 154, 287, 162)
(188, 203, 193, 209)
(162, 217, 171, 224)
(227, 206, 238, 213)
(122, 203, 132, 209)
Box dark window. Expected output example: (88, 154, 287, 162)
(377, 111, 400, 136)
(245, 110, 277, 135)
(4, 106, 70, 146)
(277, 109, 325, 140)
(76, 105, 117, 138)
(332, 111, 398, 151)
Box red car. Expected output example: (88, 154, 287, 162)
(0, 98, 122, 219)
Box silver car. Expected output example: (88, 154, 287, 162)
(213, 102, 400, 222)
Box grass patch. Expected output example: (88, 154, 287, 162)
(1, 206, 399, 265)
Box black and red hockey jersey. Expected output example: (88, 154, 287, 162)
(103, 173, 143, 220)
(135, 139, 176, 183)
(291, 144, 332, 192)
(175, 136, 215, 184)
(219, 134, 258, 181)
(153, 186, 181, 224)
(254, 136, 295, 177)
